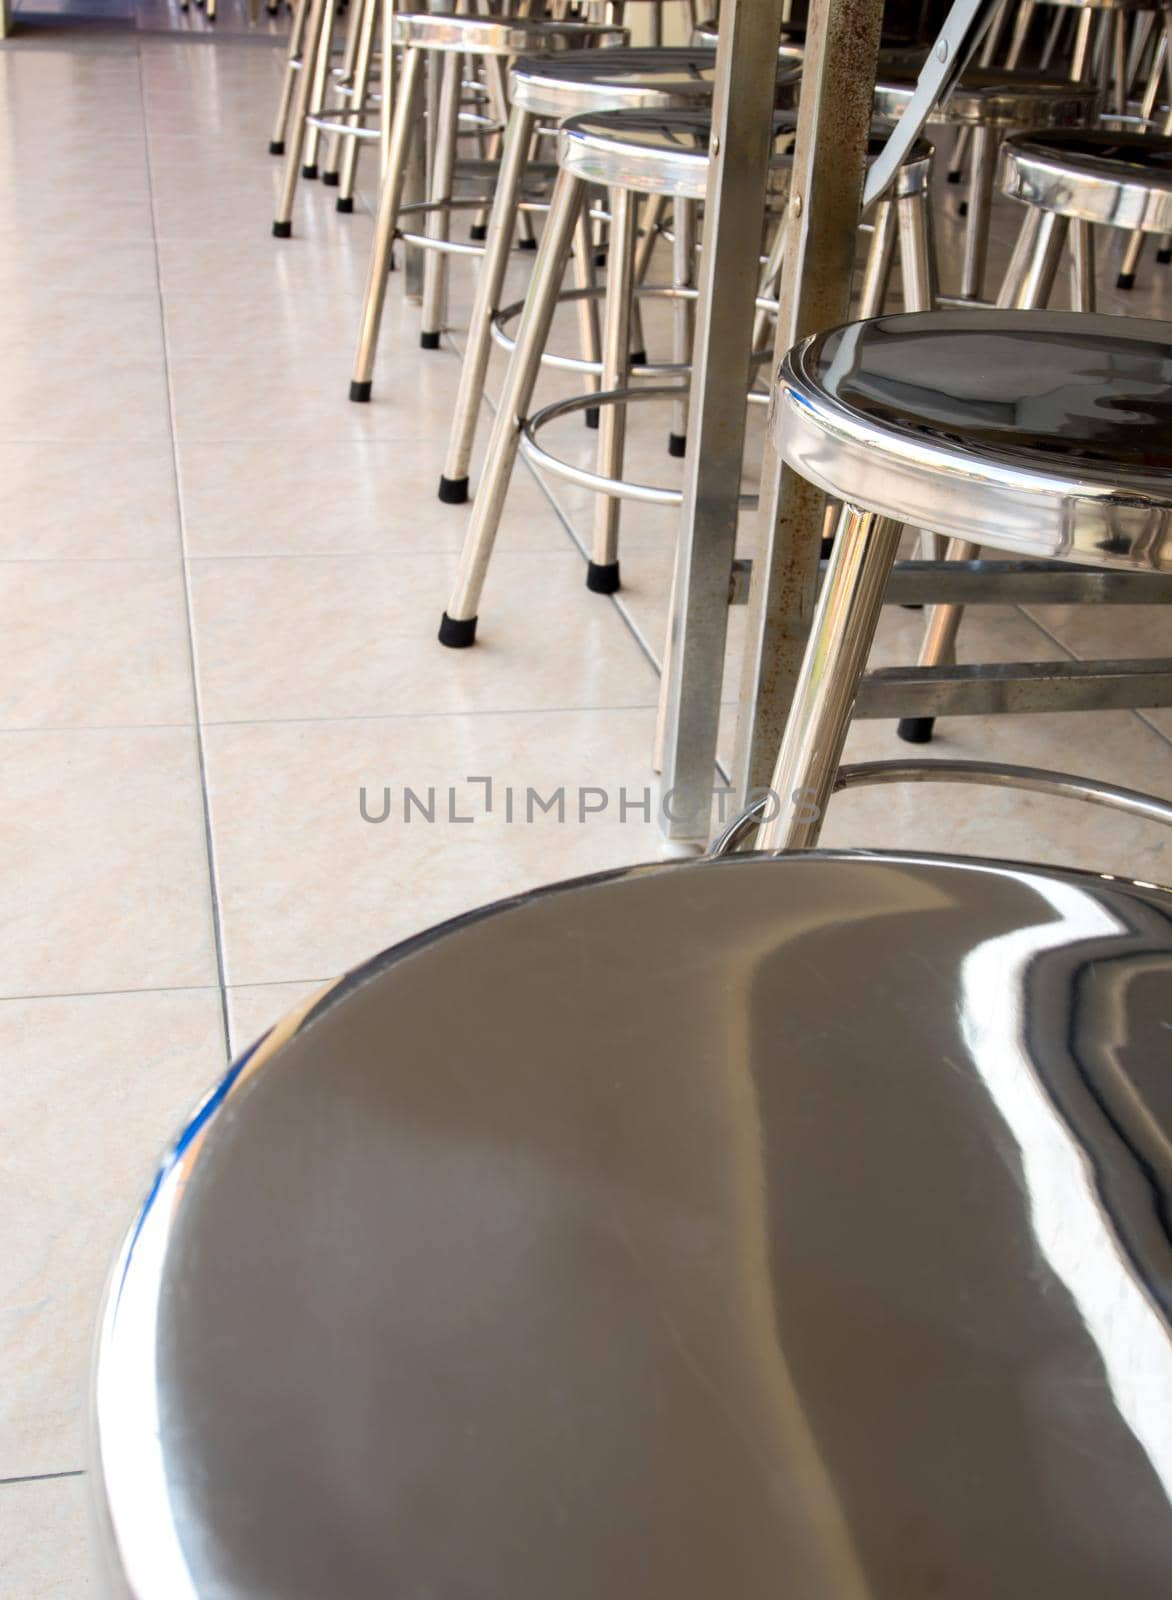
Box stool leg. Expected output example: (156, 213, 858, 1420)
(336, 0, 379, 212)
(302, 0, 340, 178)
(960, 123, 996, 302)
(896, 189, 936, 313)
(759, 505, 903, 851)
(438, 103, 538, 501)
(588, 185, 638, 595)
(571, 205, 604, 431)
(628, 193, 665, 370)
(1004, 0, 1035, 69)
(1070, 5, 1095, 82)
(899, 204, 1065, 745)
(273, 0, 331, 235)
(440, 169, 585, 646)
(949, 0, 1013, 183)
(669, 198, 696, 457)
(420, 47, 462, 350)
(270, 0, 310, 155)
(349, 43, 424, 399)
(1070, 218, 1096, 312)
(858, 199, 897, 318)
(323, 0, 366, 184)
(752, 210, 787, 347)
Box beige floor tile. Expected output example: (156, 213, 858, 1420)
(161, 283, 368, 360)
(156, 232, 375, 300)
(0, 1475, 94, 1600)
(0, 296, 164, 380)
(177, 436, 564, 556)
(0, 358, 170, 445)
(203, 707, 665, 985)
(0, 987, 225, 1478)
(225, 976, 332, 1057)
(0, 728, 217, 996)
(0, 560, 194, 729)
(0, 238, 159, 297)
(0, 444, 180, 562)
(186, 550, 659, 721)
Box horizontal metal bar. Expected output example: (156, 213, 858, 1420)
(857, 658, 1172, 718)
(885, 559, 1172, 606)
(727, 558, 1172, 607)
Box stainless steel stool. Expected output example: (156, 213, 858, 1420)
(438, 110, 936, 647)
(756, 309, 1172, 851)
(90, 849, 1172, 1598)
(345, 10, 625, 390)
(433, 45, 738, 503)
(1000, 126, 1172, 294)
(872, 63, 1100, 301)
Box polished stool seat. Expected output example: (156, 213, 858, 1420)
(759, 309, 1172, 847)
(439, 109, 935, 646)
(1001, 126, 1172, 292)
(871, 63, 1100, 300)
(91, 850, 1172, 1598)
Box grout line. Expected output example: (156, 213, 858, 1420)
(0, 1470, 85, 1487)
(139, 42, 234, 1063)
(0, 979, 326, 1005)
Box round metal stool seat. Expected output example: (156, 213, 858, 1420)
(777, 309, 1172, 569)
(872, 63, 1100, 129)
(392, 10, 624, 57)
(92, 852, 1172, 1598)
(510, 45, 729, 119)
(1003, 126, 1172, 230)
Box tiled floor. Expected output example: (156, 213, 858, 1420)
(1, 6, 1170, 1594)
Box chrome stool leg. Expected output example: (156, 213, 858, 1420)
(1070, 217, 1096, 312)
(897, 203, 1064, 746)
(587, 183, 639, 594)
(572, 204, 604, 431)
(761, 504, 904, 851)
(420, 47, 463, 350)
(668, 197, 696, 457)
(302, 0, 341, 179)
(440, 168, 586, 646)
(270, 0, 311, 156)
(437, 103, 539, 500)
(322, 0, 368, 186)
(273, 0, 332, 235)
(335, 0, 380, 213)
(349, 42, 425, 398)
(960, 122, 996, 302)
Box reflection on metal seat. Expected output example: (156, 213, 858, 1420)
(91, 850, 1172, 1598)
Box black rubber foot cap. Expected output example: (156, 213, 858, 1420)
(420, 330, 441, 350)
(438, 474, 468, 505)
(272, 219, 292, 238)
(668, 432, 686, 458)
(322, 171, 340, 187)
(469, 223, 487, 241)
(593, 250, 607, 267)
(439, 612, 477, 648)
(586, 560, 620, 595)
(899, 602, 924, 611)
(336, 196, 354, 214)
(269, 140, 285, 156)
(957, 200, 969, 217)
(585, 406, 600, 430)
(630, 350, 647, 368)
(349, 378, 372, 402)
(897, 717, 935, 745)
(946, 169, 962, 184)
(1159, 248, 1172, 264)
(301, 164, 318, 180)
(517, 236, 538, 251)
(1117, 271, 1136, 290)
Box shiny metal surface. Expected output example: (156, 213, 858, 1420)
(557, 108, 932, 201)
(1003, 128, 1172, 234)
(775, 310, 1172, 570)
(510, 46, 731, 119)
(391, 11, 626, 56)
(92, 852, 1172, 1598)
(872, 63, 1100, 129)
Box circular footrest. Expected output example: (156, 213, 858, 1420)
(520, 386, 763, 512)
(304, 107, 384, 141)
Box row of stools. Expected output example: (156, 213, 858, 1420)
(88, 9, 1172, 1592)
